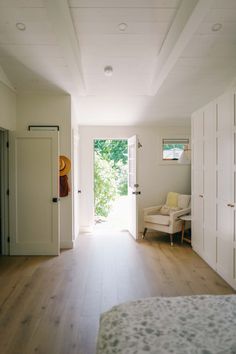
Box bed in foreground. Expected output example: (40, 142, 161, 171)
(97, 295, 236, 354)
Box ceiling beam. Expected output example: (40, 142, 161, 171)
(0, 65, 15, 92)
(150, 0, 214, 96)
(44, 0, 86, 96)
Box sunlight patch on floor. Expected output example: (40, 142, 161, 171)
(95, 195, 129, 231)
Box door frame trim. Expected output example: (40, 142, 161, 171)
(0, 129, 9, 255)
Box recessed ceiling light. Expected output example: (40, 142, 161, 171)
(211, 23, 222, 32)
(118, 23, 128, 32)
(16, 22, 26, 31)
(104, 66, 113, 77)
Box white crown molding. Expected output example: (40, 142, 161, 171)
(150, 0, 214, 96)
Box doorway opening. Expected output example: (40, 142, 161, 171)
(93, 139, 129, 230)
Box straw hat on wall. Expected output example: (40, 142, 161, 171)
(59, 155, 71, 176)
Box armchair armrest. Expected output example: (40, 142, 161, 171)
(169, 208, 191, 223)
(143, 205, 162, 216)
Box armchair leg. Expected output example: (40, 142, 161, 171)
(142, 227, 148, 239)
(170, 234, 173, 246)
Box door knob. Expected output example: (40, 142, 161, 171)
(199, 194, 204, 198)
(132, 191, 141, 195)
(52, 197, 60, 203)
(78, 190, 82, 193)
(227, 203, 235, 207)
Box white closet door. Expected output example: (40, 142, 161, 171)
(192, 110, 204, 255)
(9, 131, 60, 255)
(233, 92, 236, 288)
(216, 92, 234, 282)
(203, 102, 217, 268)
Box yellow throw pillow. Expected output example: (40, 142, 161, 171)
(166, 192, 179, 208)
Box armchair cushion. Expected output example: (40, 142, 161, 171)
(144, 214, 170, 226)
(160, 205, 181, 215)
(178, 194, 191, 209)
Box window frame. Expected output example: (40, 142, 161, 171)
(160, 137, 190, 165)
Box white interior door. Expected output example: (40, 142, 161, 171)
(9, 131, 60, 255)
(128, 135, 139, 240)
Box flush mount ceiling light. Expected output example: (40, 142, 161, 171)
(211, 23, 222, 32)
(16, 22, 26, 31)
(104, 66, 113, 76)
(118, 23, 128, 32)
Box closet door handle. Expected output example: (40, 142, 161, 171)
(227, 203, 235, 207)
(199, 194, 204, 198)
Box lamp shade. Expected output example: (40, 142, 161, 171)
(178, 148, 191, 164)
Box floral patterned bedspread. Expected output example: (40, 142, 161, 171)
(96, 295, 236, 354)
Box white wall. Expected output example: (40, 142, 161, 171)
(16, 93, 73, 248)
(0, 82, 16, 130)
(79, 125, 191, 233)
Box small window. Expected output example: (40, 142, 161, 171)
(162, 138, 189, 160)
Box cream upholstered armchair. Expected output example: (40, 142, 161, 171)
(143, 192, 191, 246)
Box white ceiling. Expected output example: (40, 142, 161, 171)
(0, 0, 236, 125)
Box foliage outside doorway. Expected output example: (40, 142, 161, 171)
(94, 140, 128, 227)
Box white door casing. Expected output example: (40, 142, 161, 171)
(128, 135, 139, 240)
(72, 129, 80, 241)
(9, 131, 60, 255)
(191, 110, 204, 255)
(0, 130, 9, 255)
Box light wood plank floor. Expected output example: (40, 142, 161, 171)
(0, 231, 234, 354)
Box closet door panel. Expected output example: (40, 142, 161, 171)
(217, 204, 234, 280)
(192, 195, 204, 253)
(216, 92, 234, 282)
(217, 132, 232, 202)
(204, 102, 216, 267)
(233, 93, 236, 288)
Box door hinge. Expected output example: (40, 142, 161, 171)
(6, 189, 9, 196)
(6, 141, 9, 148)
(7, 236, 10, 243)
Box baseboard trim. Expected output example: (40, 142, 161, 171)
(60, 240, 74, 249)
(79, 226, 93, 233)
(73, 232, 80, 242)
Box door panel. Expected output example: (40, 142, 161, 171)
(10, 132, 60, 255)
(203, 102, 216, 267)
(216, 92, 234, 280)
(217, 204, 234, 280)
(128, 135, 138, 240)
(192, 195, 204, 254)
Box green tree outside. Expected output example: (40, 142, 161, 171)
(94, 140, 128, 218)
